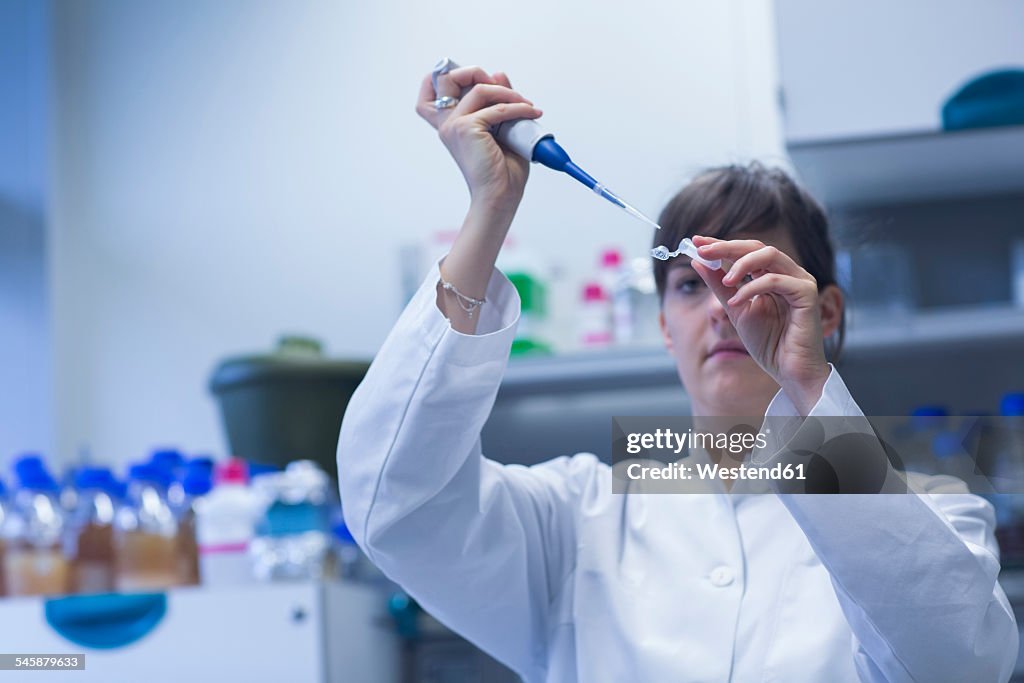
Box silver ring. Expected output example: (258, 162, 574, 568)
(433, 95, 459, 110)
(431, 57, 460, 95)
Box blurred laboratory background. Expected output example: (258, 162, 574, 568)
(1, 0, 1024, 681)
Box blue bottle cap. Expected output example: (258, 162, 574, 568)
(1000, 393, 1024, 417)
(150, 449, 185, 474)
(910, 406, 949, 432)
(74, 466, 121, 495)
(128, 462, 172, 488)
(13, 453, 47, 475)
(187, 456, 215, 471)
(17, 467, 60, 492)
(181, 462, 213, 497)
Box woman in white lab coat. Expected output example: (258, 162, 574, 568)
(337, 65, 1018, 682)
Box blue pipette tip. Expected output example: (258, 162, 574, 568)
(531, 138, 660, 229)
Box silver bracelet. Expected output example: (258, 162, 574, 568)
(438, 277, 486, 318)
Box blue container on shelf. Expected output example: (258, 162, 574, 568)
(942, 69, 1024, 131)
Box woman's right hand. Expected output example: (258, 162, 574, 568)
(416, 66, 543, 211)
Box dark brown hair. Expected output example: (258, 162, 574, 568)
(653, 162, 845, 360)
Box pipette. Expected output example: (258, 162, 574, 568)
(434, 58, 661, 231)
(651, 238, 722, 270)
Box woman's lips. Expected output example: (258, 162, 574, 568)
(707, 342, 749, 361)
(709, 349, 749, 361)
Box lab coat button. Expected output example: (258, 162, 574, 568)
(709, 566, 735, 587)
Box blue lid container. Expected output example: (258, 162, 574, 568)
(127, 462, 172, 489)
(942, 69, 1024, 131)
(910, 405, 949, 432)
(1000, 392, 1024, 417)
(181, 462, 213, 497)
(74, 467, 121, 497)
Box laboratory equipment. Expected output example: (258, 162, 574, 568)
(599, 248, 633, 344)
(250, 460, 334, 581)
(993, 393, 1024, 565)
(194, 458, 261, 586)
(579, 282, 613, 347)
(434, 58, 661, 231)
(507, 271, 552, 355)
(70, 467, 120, 594)
(0, 477, 6, 596)
(5, 456, 69, 597)
(651, 237, 722, 270)
(835, 243, 914, 323)
(175, 459, 212, 586)
(150, 449, 185, 479)
(209, 336, 369, 480)
(626, 256, 662, 346)
(115, 463, 180, 591)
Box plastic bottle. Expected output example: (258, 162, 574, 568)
(993, 393, 1024, 565)
(4, 456, 70, 597)
(58, 465, 80, 517)
(598, 248, 632, 345)
(0, 477, 8, 596)
(194, 458, 262, 585)
(627, 256, 661, 347)
(176, 459, 213, 586)
(250, 460, 334, 581)
(70, 467, 120, 594)
(507, 271, 552, 356)
(579, 282, 613, 347)
(151, 449, 186, 509)
(114, 463, 181, 591)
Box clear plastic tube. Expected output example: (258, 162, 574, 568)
(593, 184, 662, 231)
(651, 238, 722, 270)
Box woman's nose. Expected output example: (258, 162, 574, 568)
(706, 289, 728, 326)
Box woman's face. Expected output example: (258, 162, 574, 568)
(658, 227, 799, 417)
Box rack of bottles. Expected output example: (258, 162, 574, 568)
(0, 451, 379, 599)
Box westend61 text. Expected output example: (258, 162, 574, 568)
(626, 462, 807, 482)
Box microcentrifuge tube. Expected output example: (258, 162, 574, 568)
(650, 238, 722, 270)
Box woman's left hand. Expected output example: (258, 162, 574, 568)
(692, 235, 831, 415)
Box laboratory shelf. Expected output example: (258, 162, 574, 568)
(787, 125, 1024, 208)
(500, 347, 678, 397)
(844, 304, 1024, 356)
(500, 305, 1024, 394)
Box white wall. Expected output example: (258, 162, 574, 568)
(0, 0, 51, 463)
(48, 0, 785, 465)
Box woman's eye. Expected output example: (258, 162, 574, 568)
(674, 276, 705, 295)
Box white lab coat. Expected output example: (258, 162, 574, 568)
(338, 264, 1018, 683)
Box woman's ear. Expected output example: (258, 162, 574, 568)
(818, 284, 844, 339)
(658, 309, 673, 351)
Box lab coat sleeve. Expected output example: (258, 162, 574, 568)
(336, 263, 588, 682)
(764, 368, 1019, 683)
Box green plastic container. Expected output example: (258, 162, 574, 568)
(208, 336, 370, 480)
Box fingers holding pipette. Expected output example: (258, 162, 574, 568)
(450, 84, 535, 118)
(416, 65, 497, 128)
